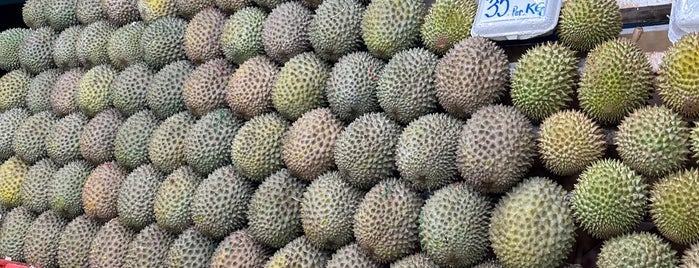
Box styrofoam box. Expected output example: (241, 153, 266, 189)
(471, 0, 563, 40)
(669, 0, 699, 43)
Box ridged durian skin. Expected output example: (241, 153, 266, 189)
(215, 0, 249, 13)
(300, 172, 363, 250)
(420, 0, 476, 55)
(77, 64, 118, 117)
(137, 0, 177, 22)
(489, 177, 576, 268)
(49, 68, 84, 116)
(147, 60, 194, 119)
(0, 206, 36, 261)
(153, 166, 202, 233)
(390, 253, 439, 268)
(558, 0, 622, 51)
(76, 0, 107, 24)
(326, 52, 385, 122)
(0, 108, 30, 160)
(221, 7, 267, 65)
(579, 38, 653, 124)
(166, 227, 216, 268)
(377, 48, 438, 124)
(184, 7, 225, 64)
(123, 223, 176, 267)
(76, 21, 116, 68)
(107, 22, 146, 69)
(650, 168, 699, 245)
(361, 0, 425, 60)
(682, 243, 699, 268)
(435, 37, 509, 118)
(0, 69, 32, 112)
(510, 42, 578, 121)
(46, 112, 88, 165)
(226, 56, 279, 120)
(102, 0, 140, 25)
(572, 159, 648, 239)
(0, 156, 30, 208)
(596, 232, 678, 268)
(184, 109, 242, 175)
(282, 108, 344, 181)
(396, 113, 462, 191)
(231, 113, 288, 181)
(309, 0, 365, 61)
(111, 63, 154, 116)
(49, 160, 94, 219)
(13, 111, 58, 164)
(262, 1, 312, 64)
(52, 25, 83, 69)
(457, 105, 536, 193)
(272, 52, 331, 121)
(616, 106, 690, 178)
(19, 27, 57, 74)
(114, 110, 159, 169)
(140, 17, 187, 69)
(182, 58, 234, 118)
(88, 218, 136, 267)
(26, 69, 61, 114)
(79, 108, 125, 164)
(191, 166, 255, 239)
(354, 178, 423, 263)
(22, 0, 48, 29)
(326, 243, 382, 268)
(335, 112, 401, 190)
(210, 229, 271, 268)
(57, 214, 101, 268)
(265, 236, 331, 268)
(538, 110, 606, 176)
(46, 0, 79, 30)
(175, 0, 214, 19)
(420, 183, 491, 267)
(117, 164, 165, 230)
(148, 111, 196, 173)
(22, 210, 68, 268)
(658, 33, 699, 117)
(0, 28, 31, 71)
(247, 169, 307, 248)
(81, 161, 127, 221)
(20, 158, 59, 213)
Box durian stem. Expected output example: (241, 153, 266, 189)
(630, 27, 644, 44)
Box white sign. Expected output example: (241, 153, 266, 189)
(472, 0, 563, 40)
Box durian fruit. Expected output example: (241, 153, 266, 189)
(489, 177, 576, 268)
(146, 60, 194, 119)
(0, 156, 30, 208)
(22, 0, 48, 29)
(182, 58, 234, 118)
(215, 0, 249, 13)
(361, 0, 425, 60)
(558, 0, 622, 51)
(326, 243, 381, 268)
(435, 36, 509, 118)
(596, 232, 678, 268)
(49, 68, 84, 116)
(247, 169, 307, 248)
(265, 236, 331, 268)
(0, 28, 31, 71)
(220, 7, 267, 65)
(225, 55, 279, 119)
(22, 210, 68, 268)
(510, 42, 578, 121)
(13, 111, 58, 164)
(153, 166, 202, 233)
(148, 111, 196, 173)
(578, 38, 653, 124)
(210, 229, 271, 268)
(106, 22, 146, 69)
(300, 171, 363, 250)
(616, 106, 690, 178)
(0, 108, 29, 160)
(396, 113, 462, 191)
(390, 253, 439, 268)
(46, 112, 88, 165)
(657, 33, 699, 117)
(123, 223, 176, 267)
(354, 178, 423, 263)
(20, 158, 59, 213)
(49, 160, 94, 219)
(334, 112, 400, 190)
(110, 63, 153, 116)
(420, 0, 477, 55)
(79, 108, 125, 164)
(309, 0, 365, 62)
(175, 0, 214, 19)
(184, 7, 225, 64)
(137, 0, 177, 22)
(117, 164, 165, 230)
(76, 21, 116, 68)
(165, 227, 216, 268)
(102, 0, 140, 25)
(76, 0, 107, 24)
(282, 108, 343, 181)
(19, 27, 57, 74)
(191, 166, 255, 239)
(57, 214, 101, 268)
(457, 105, 536, 193)
(572, 159, 648, 239)
(52, 25, 83, 69)
(184, 109, 242, 175)
(0, 206, 36, 261)
(261, 1, 312, 64)
(26, 68, 61, 114)
(46, 0, 79, 30)
(538, 110, 606, 176)
(650, 168, 699, 245)
(88, 217, 136, 267)
(0, 69, 32, 112)
(473, 260, 503, 268)
(419, 183, 492, 267)
(252, 0, 286, 10)
(114, 110, 159, 169)
(76, 64, 118, 117)
(326, 52, 385, 122)
(81, 161, 127, 221)
(272, 52, 331, 121)
(681, 243, 699, 268)
(231, 112, 289, 181)
(376, 48, 439, 124)
(140, 17, 187, 69)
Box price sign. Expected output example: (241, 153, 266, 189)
(471, 0, 562, 40)
(482, 0, 548, 21)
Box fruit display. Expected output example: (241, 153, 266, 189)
(0, 0, 695, 267)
